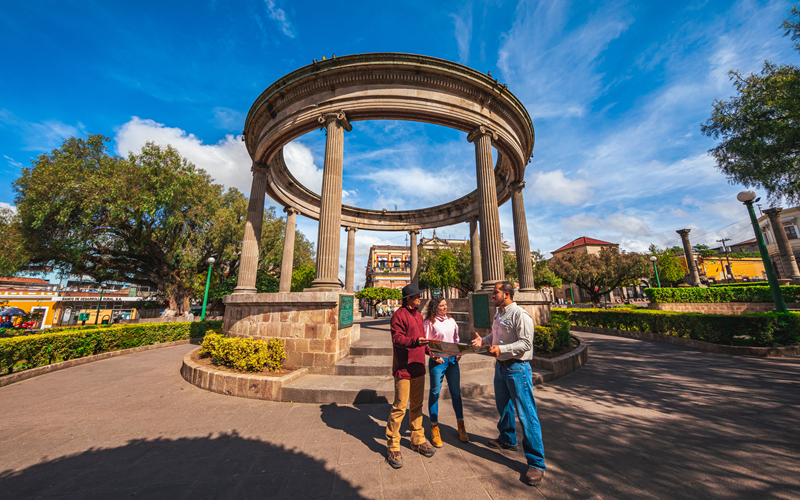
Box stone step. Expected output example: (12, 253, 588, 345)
(280, 366, 554, 404)
(334, 354, 496, 376)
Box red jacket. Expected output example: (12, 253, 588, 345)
(390, 305, 429, 379)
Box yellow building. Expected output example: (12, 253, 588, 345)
(0, 289, 60, 328)
(676, 255, 766, 283)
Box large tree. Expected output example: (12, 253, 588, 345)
(0, 206, 28, 276)
(701, 7, 800, 204)
(14, 135, 314, 312)
(549, 247, 652, 305)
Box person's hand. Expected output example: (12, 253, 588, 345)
(434, 356, 445, 364)
(471, 333, 483, 347)
(455, 355, 461, 363)
(417, 338, 430, 346)
(488, 345, 500, 357)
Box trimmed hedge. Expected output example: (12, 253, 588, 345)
(551, 308, 800, 347)
(645, 286, 800, 303)
(709, 282, 769, 288)
(200, 333, 286, 372)
(0, 321, 222, 375)
(535, 316, 572, 354)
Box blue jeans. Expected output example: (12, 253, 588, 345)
(494, 362, 546, 471)
(428, 356, 464, 423)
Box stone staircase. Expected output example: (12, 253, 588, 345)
(280, 317, 554, 404)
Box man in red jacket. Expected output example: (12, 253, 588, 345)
(386, 283, 437, 468)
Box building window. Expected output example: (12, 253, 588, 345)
(762, 228, 773, 245)
(784, 221, 799, 240)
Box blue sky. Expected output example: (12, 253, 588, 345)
(1, 0, 798, 288)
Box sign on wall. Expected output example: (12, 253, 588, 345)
(338, 295, 354, 330)
(472, 293, 491, 329)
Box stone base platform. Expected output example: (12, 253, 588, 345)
(182, 318, 588, 404)
(222, 291, 359, 375)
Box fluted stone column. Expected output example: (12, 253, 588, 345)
(764, 208, 800, 285)
(234, 165, 269, 294)
(311, 111, 352, 290)
(511, 181, 535, 291)
(468, 125, 504, 290)
(677, 229, 702, 286)
(469, 218, 482, 292)
(344, 227, 357, 292)
(409, 230, 419, 286)
(279, 207, 299, 292)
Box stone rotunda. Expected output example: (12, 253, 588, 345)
(222, 53, 550, 375)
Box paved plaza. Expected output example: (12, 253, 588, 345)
(1, 323, 799, 500)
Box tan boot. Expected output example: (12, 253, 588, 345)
(457, 419, 469, 443)
(431, 423, 443, 448)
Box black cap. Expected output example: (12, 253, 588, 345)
(401, 283, 422, 299)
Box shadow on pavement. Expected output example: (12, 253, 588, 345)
(0, 431, 370, 500)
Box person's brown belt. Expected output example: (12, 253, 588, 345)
(496, 358, 525, 367)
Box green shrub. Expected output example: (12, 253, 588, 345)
(709, 282, 769, 287)
(0, 321, 221, 375)
(200, 333, 285, 372)
(554, 308, 800, 347)
(645, 285, 800, 303)
(535, 317, 572, 354)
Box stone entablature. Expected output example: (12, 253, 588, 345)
(245, 53, 534, 232)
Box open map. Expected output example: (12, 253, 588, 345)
(428, 340, 492, 357)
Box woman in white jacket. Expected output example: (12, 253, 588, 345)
(423, 296, 468, 446)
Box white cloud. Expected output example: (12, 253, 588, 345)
(212, 107, 244, 131)
(561, 212, 651, 236)
(0, 202, 16, 213)
(0, 109, 84, 152)
(283, 141, 322, 194)
(497, 1, 631, 118)
(264, 0, 296, 38)
(528, 170, 594, 206)
(3, 155, 23, 169)
(114, 117, 252, 194)
(450, 4, 473, 64)
(356, 165, 473, 208)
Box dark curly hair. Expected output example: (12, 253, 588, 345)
(425, 296, 451, 323)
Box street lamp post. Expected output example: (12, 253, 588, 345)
(201, 257, 216, 321)
(94, 283, 107, 325)
(737, 191, 788, 313)
(650, 256, 661, 288)
(569, 282, 575, 304)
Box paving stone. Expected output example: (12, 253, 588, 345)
(3, 327, 800, 499)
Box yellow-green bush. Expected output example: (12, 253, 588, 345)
(535, 317, 572, 354)
(200, 333, 285, 372)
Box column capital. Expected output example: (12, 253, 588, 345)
(283, 206, 299, 216)
(318, 110, 353, 132)
(408, 229, 419, 236)
(763, 207, 783, 217)
(344, 226, 358, 233)
(510, 180, 526, 192)
(467, 125, 498, 143)
(251, 161, 269, 173)
(676, 228, 691, 237)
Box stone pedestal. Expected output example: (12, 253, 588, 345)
(222, 292, 359, 375)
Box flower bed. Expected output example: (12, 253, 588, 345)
(0, 321, 221, 375)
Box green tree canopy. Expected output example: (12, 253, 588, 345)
(549, 247, 652, 305)
(0, 206, 27, 276)
(14, 135, 314, 312)
(692, 244, 717, 258)
(701, 7, 800, 203)
(355, 287, 401, 305)
(648, 244, 687, 284)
